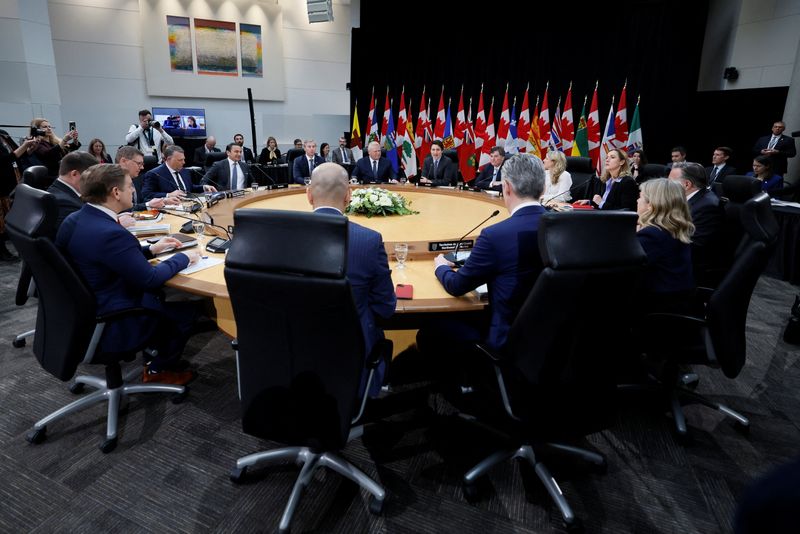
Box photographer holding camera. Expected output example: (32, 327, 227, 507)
(125, 109, 174, 162)
(25, 117, 81, 177)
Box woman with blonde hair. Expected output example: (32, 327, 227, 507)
(575, 148, 638, 211)
(541, 150, 572, 203)
(27, 117, 81, 176)
(636, 178, 696, 312)
(258, 136, 281, 165)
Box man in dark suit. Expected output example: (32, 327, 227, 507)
(331, 136, 355, 167)
(306, 162, 396, 395)
(46, 151, 97, 227)
(474, 146, 505, 190)
(351, 141, 397, 183)
(292, 139, 326, 184)
(753, 121, 797, 175)
(192, 136, 220, 169)
(669, 162, 727, 286)
(56, 164, 202, 384)
(142, 145, 216, 201)
(422, 154, 546, 352)
(233, 133, 254, 164)
(201, 143, 252, 190)
(705, 146, 736, 187)
(116, 146, 181, 212)
(419, 140, 457, 186)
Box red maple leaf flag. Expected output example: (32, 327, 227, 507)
(496, 85, 510, 148)
(380, 88, 391, 144)
(414, 87, 430, 163)
(517, 85, 531, 154)
(561, 83, 575, 156)
(454, 87, 468, 148)
(614, 83, 629, 149)
(459, 97, 477, 182)
(433, 87, 446, 141)
(365, 88, 378, 145)
(474, 86, 487, 161)
(538, 83, 551, 157)
(587, 83, 602, 175)
(480, 97, 496, 169)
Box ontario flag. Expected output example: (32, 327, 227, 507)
(459, 98, 477, 182)
(479, 97, 496, 169)
(474, 85, 487, 157)
(539, 83, 551, 156)
(613, 83, 629, 149)
(599, 96, 616, 174)
(366, 88, 379, 145)
(496, 85, 510, 148)
(454, 87, 468, 148)
(350, 101, 363, 161)
(415, 87, 432, 165)
(517, 85, 531, 154)
(397, 91, 417, 178)
(442, 100, 455, 149)
(587, 83, 602, 175)
(433, 87, 446, 141)
(380, 88, 391, 145)
(526, 96, 541, 158)
(561, 83, 575, 155)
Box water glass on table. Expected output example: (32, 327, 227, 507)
(251, 182, 259, 193)
(303, 177, 311, 186)
(394, 243, 408, 269)
(191, 220, 205, 239)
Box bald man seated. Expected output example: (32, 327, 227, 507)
(306, 163, 397, 395)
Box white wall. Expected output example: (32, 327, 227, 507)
(2, 0, 354, 154)
(699, 0, 800, 90)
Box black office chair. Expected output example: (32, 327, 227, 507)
(443, 148, 460, 184)
(204, 151, 227, 167)
(449, 211, 646, 530)
(565, 156, 594, 198)
(21, 165, 52, 190)
(640, 192, 778, 439)
(142, 155, 158, 173)
(718, 174, 763, 266)
(5, 184, 186, 453)
(285, 148, 304, 183)
(638, 163, 669, 181)
(224, 209, 387, 533)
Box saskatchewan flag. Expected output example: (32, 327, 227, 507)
(572, 101, 589, 157)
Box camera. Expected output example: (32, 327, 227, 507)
(145, 119, 160, 129)
(30, 127, 47, 137)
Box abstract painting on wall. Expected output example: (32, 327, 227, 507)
(166, 16, 193, 72)
(240, 24, 263, 77)
(195, 19, 238, 76)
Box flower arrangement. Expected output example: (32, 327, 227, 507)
(346, 187, 418, 217)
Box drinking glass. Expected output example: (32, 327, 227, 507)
(304, 177, 311, 186)
(191, 220, 205, 237)
(399, 174, 408, 185)
(394, 243, 409, 269)
(251, 182, 259, 193)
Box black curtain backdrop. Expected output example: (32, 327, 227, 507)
(350, 0, 788, 172)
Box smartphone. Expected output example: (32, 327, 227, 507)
(396, 283, 414, 299)
(68, 121, 76, 131)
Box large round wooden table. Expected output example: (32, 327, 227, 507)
(162, 185, 507, 341)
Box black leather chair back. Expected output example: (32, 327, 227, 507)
(142, 155, 158, 173)
(204, 151, 227, 167)
(639, 163, 669, 181)
(224, 209, 365, 452)
(720, 175, 764, 263)
(443, 148, 461, 183)
(565, 156, 594, 198)
(503, 211, 645, 424)
(22, 165, 53, 190)
(6, 185, 96, 381)
(286, 148, 305, 182)
(10, 184, 58, 306)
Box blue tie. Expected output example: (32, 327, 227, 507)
(231, 162, 239, 189)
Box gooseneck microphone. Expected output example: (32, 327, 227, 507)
(444, 210, 500, 266)
(542, 178, 591, 209)
(158, 209, 232, 240)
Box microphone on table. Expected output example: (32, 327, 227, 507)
(158, 209, 232, 242)
(443, 210, 500, 267)
(542, 180, 591, 210)
(250, 164, 288, 190)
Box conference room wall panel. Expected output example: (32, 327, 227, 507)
(52, 41, 144, 81)
(283, 58, 349, 93)
(282, 27, 351, 66)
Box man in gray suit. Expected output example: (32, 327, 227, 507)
(331, 136, 355, 168)
(201, 143, 252, 190)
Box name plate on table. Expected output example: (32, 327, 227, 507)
(429, 240, 474, 252)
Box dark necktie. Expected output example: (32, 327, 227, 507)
(231, 162, 239, 189)
(309, 158, 314, 174)
(372, 159, 378, 179)
(342, 148, 348, 163)
(173, 171, 186, 192)
(709, 166, 719, 183)
(434, 159, 439, 177)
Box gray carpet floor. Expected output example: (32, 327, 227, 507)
(1, 246, 798, 534)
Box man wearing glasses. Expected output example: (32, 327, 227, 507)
(115, 146, 181, 211)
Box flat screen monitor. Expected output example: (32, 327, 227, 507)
(151, 107, 207, 138)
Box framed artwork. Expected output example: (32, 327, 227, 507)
(166, 15, 192, 71)
(240, 24, 263, 78)
(195, 18, 238, 76)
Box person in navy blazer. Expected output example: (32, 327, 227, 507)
(201, 143, 252, 190)
(292, 139, 326, 184)
(474, 146, 505, 190)
(635, 179, 696, 314)
(419, 140, 457, 186)
(306, 163, 396, 395)
(142, 145, 215, 201)
(46, 151, 97, 227)
(752, 121, 797, 175)
(351, 141, 397, 183)
(426, 154, 547, 351)
(705, 146, 736, 187)
(56, 164, 202, 385)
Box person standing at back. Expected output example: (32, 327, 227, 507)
(752, 121, 796, 176)
(125, 109, 173, 161)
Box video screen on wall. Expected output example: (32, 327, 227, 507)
(152, 107, 207, 138)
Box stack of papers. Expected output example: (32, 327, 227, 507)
(129, 223, 170, 236)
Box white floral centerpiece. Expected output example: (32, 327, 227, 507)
(346, 187, 418, 218)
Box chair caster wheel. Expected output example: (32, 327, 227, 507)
(230, 466, 248, 484)
(69, 382, 85, 394)
(12, 338, 26, 348)
(564, 517, 584, 533)
(27, 427, 47, 444)
(463, 481, 481, 503)
(368, 495, 385, 515)
(734, 421, 750, 436)
(171, 387, 189, 404)
(99, 437, 117, 453)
